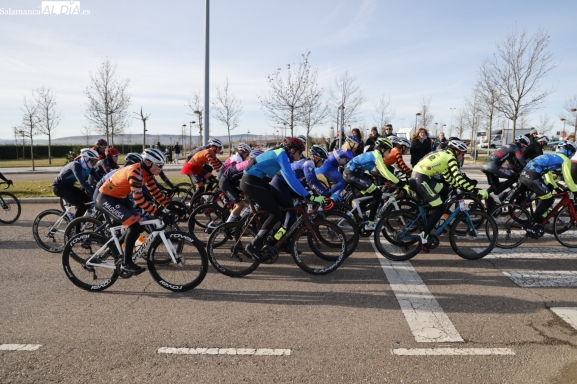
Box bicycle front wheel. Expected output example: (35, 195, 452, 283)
(317, 211, 359, 257)
(62, 232, 119, 292)
(291, 221, 346, 275)
(187, 203, 227, 246)
(64, 217, 108, 246)
(206, 221, 260, 277)
(489, 203, 529, 249)
(373, 210, 422, 261)
(553, 205, 577, 247)
(33, 209, 71, 253)
(449, 210, 497, 260)
(0, 192, 21, 224)
(147, 231, 208, 292)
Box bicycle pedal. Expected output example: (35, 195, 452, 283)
(119, 270, 133, 279)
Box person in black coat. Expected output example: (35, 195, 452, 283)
(365, 127, 380, 152)
(410, 128, 432, 166)
(351, 128, 364, 155)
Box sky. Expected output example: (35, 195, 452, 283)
(1, 0, 576, 143)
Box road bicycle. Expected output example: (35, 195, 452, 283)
(374, 198, 498, 261)
(0, 181, 21, 224)
(206, 200, 346, 277)
(62, 217, 208, 292)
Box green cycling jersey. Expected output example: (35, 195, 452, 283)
(413, 149, 477, 192)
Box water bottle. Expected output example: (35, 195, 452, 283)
(273, 226, 287, 241)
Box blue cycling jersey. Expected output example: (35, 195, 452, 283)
(525, 154, 564, 174)
(53, 159, 101, 195)
(244, 148, 309, 197)
(315, 149, 352, 195)
(289, 159, 330, 197)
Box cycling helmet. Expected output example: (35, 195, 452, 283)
(80, 148, 99, 160)
(310, 145, 329, 160)
(207, 138, 223, 149)
(515, 135, 530, 146)
(141, 148, 166, 165)
(448, 139, 468, 153)
(556, 141, 577, 157)
(388, 135, 400, 145)
(374, 137, 394, 151)
(237, 143, 251, 153)
(105, 147, 120, 156)
(95, 139, 107, 147)
(334, 149, 353, 166)
(536, 135, 549, 144)
(297, 135, 307, 144)
(124, 152, 143, 165)
(398, 138, 411, 148)
(345, 135, 361, 147)
(249, 149, 264, 158)
(283, 137, 305, 152)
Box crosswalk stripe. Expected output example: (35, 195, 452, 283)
(156, 348, 291, 356)
(503, 271, 577, 287)
(551, 308, 577, 330)
(0, 344, 42, 351)
(391, 348, 515, 356)
(483, 247, 577, 259)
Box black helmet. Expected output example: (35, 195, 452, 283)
(309, 145, 329, 160)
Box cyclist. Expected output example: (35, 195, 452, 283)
(220, 149, 264, 223)
(240, 137, 327, 261)
(53, 148, 101, 220)
(315, 146, 354, 203)
(181, 138, 224, 203)
(519, 141, 577, 238)
(220, 143, 251, 175)
(481, 135, 528, 204)
(92, 139, 108, 161)
(343, 137, 405, 230)
(384, 137, 412, 178)
(97, 148, 174, 274)
(524, 134, 549, 161)
(90, 147, 120, 185)
(0, 171, 13, 186)
(93, 152, 141, 201)
(409, 139, 488, 252)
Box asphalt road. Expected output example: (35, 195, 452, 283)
(1, 203, 577, 383)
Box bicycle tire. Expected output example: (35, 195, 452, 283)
(62, 232, 119, 292)
(173, 182, 194, 210)
(0, 191, 21, 224)
(317, 210, 359, 257)
(206, 221, 260, 277)
(489, 203, 529, 249)
(382, 196, 419, 215)
(190, 191, 221, 209)
(553, 205, 577, 247)
(373, 210, 422, 261)
(291, 220, 346, 275)
(33, 209, 72, 253)
(187, 203, 228, 246)
(449, 210, 497, 260)
(147, 231, 208, 291)
(64, 217, 108, 246)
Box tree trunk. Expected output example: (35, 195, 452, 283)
(228, 128, 232, 155)
(48, 134, 52, 165)
(30, 135, 35, 171)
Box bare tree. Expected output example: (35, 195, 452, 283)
(187, 91, 204, 150)
(464, 92, 483, 142)
(85, 58, 132, 145)
(212, 78, 243, 155)
(481, 27, 557, 139)
(19, 94, 40, 170)
(35, 86, 62, 164)
(81, 125, 92, 146)
(559, 95, 577, 136)
(296, 81, 329, 154)
(475, 75, 502, 147)
(537, 113, 554, 136)
(417, 97, 435, 130)
(329, 71, 365, 128)
(373, 93, 395, 134)
(133, 107, 151, 149)
(453, 108, 468, 139)
(517, 114, 532, 130)
(260, 52, 320, 136)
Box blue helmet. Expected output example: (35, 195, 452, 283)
(345, 135, 361, 147)
(249, 149, 264, 158)
(556, 141, 577, 158)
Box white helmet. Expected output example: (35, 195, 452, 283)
(297, 135, 307, 144)
(237, 143, 251, 153)
(398, 138, 411, 148)
(142, 148, 166, 165)
(208, 138, 223, 149)
(448, 139, 468, 152)
(80, 148, 99, 160)
(536, 135, 549, 144)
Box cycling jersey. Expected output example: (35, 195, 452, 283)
(289, 158, 330, 197)
(524, 153, 577, 192)
(315, 149, 352, 195)
(413, 149, 477, 192)
(99, 163, 169, 215)
(384, 147, 412, 175)
(94, 157, 119, 177)
(483, 143, 526, 173)
(221, 158, 252, 182)
(52, 159, 101, 195)
(183, 148, 222, 174)
(346, 150, 400, 184)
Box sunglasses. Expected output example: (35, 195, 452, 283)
(153, 163, 164, 169)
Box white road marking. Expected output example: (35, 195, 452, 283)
(156, 347, 291, 356)
(371, 240, 464, 343)
(391, 348, 515, 356)
(0, 344, 42, 351)
(503, 271, 577, 287)
(551, 307, 577, 330)
(483, 247, 577, 259)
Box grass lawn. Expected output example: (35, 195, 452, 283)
(0, 158, 69, 167)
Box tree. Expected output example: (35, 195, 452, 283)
(475, 75, 502, 148)
(260, 52, 320, 136)
(464, 92, 483, 141)
(329, 71, 365, 128)
(19, 94, 40, 170)
(373, 94, 395, 134)
(85, 59, 131, 145)
(133, 107, 151, 149)
(212, 78, 243, 155)
(35, 86, 62, 164)
(453, 108, 468, 139)
(80, 125, 92, 146)
(558, 95, 577, 137)
(187, 91, 204, 149)
(296, 80, 329, 154)
(537, 113, 554, 136)
(417, 97, 434, 130)
(481, 27, 556, 139)
(517, 114, 532, 130)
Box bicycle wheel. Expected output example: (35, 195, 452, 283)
(64, 217, 108, 245)
(33, 209, 71, 253)
(373, 210, 422, 261)
(0, 192, 21, 224)
(382, 196, 419, 215)
(489, 203, 529, 249)
(173, 182, 194, 210)
(206, 221, 260, 277)
(317, 210, 359, 257)
(147, 231, 208, 291)
(62, 232, 119, 291)
(291, 221, 346, 275)
(449, 210, 497, 260)
(187, 204, 227, 245)
(190, 191, 221, 209)
(553, 205, 577, 247)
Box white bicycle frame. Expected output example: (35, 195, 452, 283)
(346, 188, 402, 222)
(48, 202, 97, 237)
(84, 219, 178, 270)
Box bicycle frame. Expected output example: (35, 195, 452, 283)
(346, 187, 403, 222)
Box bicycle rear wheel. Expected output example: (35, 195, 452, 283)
(553, 205, 577, 247)
(187, 204, 227, 246)
(64, 217, 108, 246)
(373, 210, 422, 261)
(206, 221, 260, 277)
(0, 192, 21, 224)
(147, 231, 208, 291)
(62, 233, 119, 291)
(33, 209, 71, 253)
(291, 221, 346, 275)
(449, 210, 497, 260)
(317, 211, 359, 257)
(489, 203, 528, 249)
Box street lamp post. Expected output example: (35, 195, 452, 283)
(434, 122, 438, 135)
(442, 124, 447, 136)
(194, 110, 203, 148)
(571, 108, 577, 137)
(415, 113, 421, 133)
(17, 130, 26, 159)
(190, 121, 196, 150)
(182, 124, 187, 151)
(561, 118, 566, 139)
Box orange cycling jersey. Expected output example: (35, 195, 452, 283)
(384, 147, 412, 175)
(99, 164, 169, 214)
(186, 148, 222, 174)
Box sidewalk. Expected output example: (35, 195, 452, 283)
(1, 163, 185, 175)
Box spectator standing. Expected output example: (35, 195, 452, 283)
(155, 141, 162, 151)
(566, 135, 575, 142)
(165, 146, 173, 164)
(364, 127, 380, 152)
(383, 124, 394, 137)
(432, 132, 448, 150)
(351, 128, 364, 154)
(329, 131, 345, 152)
(410, 128, 432, 166)
(174, 142, 181, 164)
(525, 128, 538, 143)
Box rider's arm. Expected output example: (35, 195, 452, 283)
(561, 157, 577, 192)
(442, 155, 476, 192)
(206, 149, 223, 172)
(302, 160, 330, 197)
(158, 170, 175, 189)
(394, 151, 412, 175)
(0, 171, 8, 182)
(72, 162, 95, 195)
(130, 171, 161, 214)
(277, 151, 310, 198)
(373, 151, 400, 184)
(145, 174, 170, 208)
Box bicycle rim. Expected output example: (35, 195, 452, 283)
(206, 221, 260, 277)
(489, 203, 528, 249)
(374, 210, 421, 261)
(553, 205, 577, 247)
(449, 210, 497, 260)
(317, 211, 359, 257)
(291, 221, 346, 275)
(33, 209, 71, 253)
(0, 192, 21, 224)
(187, 204, 227, 246)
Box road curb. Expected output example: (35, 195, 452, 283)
(18, 197, 60, 204)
